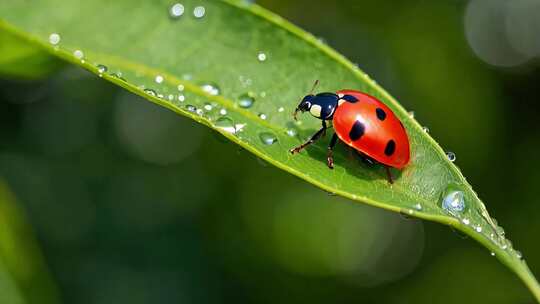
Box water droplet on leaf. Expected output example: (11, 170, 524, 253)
(442, 188, 465, 213)
(201, 83, 220, 96)
(143, 88, 157, 96)
(286, 129, 297, 137)
(49, 33, 60, 45)
(169, 3, 185, 18)
(257, 52, 267, 62)
(237, 94, 255, 108)
(215, 116, 236, 134)
(446, 151, 456, 162)
(73, 49, 84, 59)
(155, 75, 164, 84)
(259, 132, 277, 145)
(96, 64, 108, 74)
(193, 6, 206, 18)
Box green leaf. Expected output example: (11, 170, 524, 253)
(0, 30, 62, 79)
(0, 180, 61, 304)
(0, 0, 538, 300)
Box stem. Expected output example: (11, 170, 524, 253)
(514, 263, 540, 302)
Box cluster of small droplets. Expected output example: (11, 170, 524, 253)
(169, 3, 206, 19)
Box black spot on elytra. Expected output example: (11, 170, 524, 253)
(376, 108, 386, 121)
(384, 140, 396, 156)
(349, 120, 365, 141)
(342, 95, 359, 103)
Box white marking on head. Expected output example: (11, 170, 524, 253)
(338, 99, 346, 106)
(338, 94, 344, 98)
(310, 104, 322, 117)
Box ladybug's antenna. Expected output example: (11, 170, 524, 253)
(309, 80, 320, 95)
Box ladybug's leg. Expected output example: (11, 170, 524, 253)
(289, 121, 327, 154)
(326, 133, 339, 169)
(385, 166, 394, 184)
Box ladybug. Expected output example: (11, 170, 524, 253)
(289, 81, 410, 183)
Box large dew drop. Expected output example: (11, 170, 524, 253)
(442, 188, 465, 213)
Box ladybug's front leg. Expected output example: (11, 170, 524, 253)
(289, 121, 327, 154)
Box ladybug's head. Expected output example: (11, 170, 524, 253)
(293, 95, 314, 121)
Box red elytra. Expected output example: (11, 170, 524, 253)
(333, 90, 410, 169)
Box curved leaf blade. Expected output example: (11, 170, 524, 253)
(0, 0, 538, 300)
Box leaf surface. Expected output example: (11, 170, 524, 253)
(0, 0, 538, 300)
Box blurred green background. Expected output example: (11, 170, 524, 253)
(1, 0, 540, 303)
